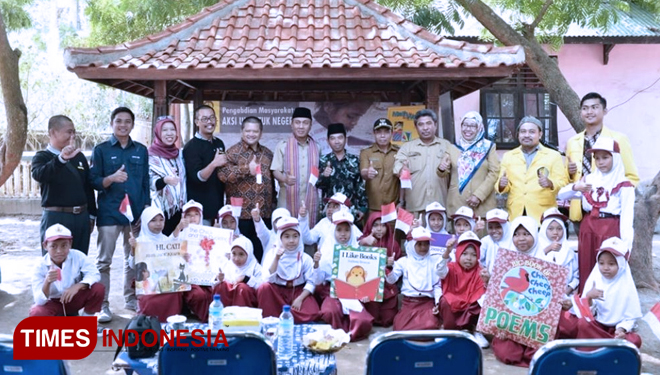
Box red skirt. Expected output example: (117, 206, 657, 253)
(491, 337, 536, 367)
(393, 296, 439, 331)
(256, 283, 320, 324)
(576, 319, 642, 348)
(364, 294, 399, 327)
(314, 282, 331, 306)
(183, 285, 212, 322)
(556, 311, 579, 339)
(212, 282, 257, 308)
(578, 214, 619, 293)
(138, 293, 183, 323)
(439, 297, 480, 330)
(320, 298, 373, 341)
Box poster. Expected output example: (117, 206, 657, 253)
(430, 233, 452, 255)
(134, 240, 191, 295)
(476, 249, 568, 349)
(330, 245, 387, 302)
(181, 224, 234, 286)
(387, 105, 424, 145)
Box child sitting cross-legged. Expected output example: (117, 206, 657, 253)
(211, 236, 264, 307)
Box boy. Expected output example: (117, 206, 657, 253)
(30, 224, 104, 316)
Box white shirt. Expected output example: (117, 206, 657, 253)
(32, 250, 100, 306)
(264, 252, 316, 294)
(301, 217, 362, 248)
(385, 256, 442, 302)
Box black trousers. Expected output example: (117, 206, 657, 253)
(40, 209, 91, 255)
(238, 218, 271, 263)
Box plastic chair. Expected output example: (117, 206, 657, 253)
(365, 330, 483, 375)
(528, 338, 641, 375)
(0, 336, 70, 375)
(157, 331, 275, 375)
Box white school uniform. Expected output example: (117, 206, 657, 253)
(537, 217, 579, 293)
(223, 236, 264, 289)
(386, 239, 442, 303)
(32, 250, 100, 305)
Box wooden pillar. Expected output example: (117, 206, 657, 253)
(193, 89, 204, 110)
(425, 80, 440, 136)
(153, 80, 168, 120)
(439, 91, 455, 143)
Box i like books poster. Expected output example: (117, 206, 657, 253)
(330, 245, 387, 302)
(134, 240, 191, 295)
(181, 224, 234, 286)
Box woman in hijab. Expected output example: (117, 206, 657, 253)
(211, 236, 264, 307)
(148, 117, 187, 236)
(440, 111, 500, 217)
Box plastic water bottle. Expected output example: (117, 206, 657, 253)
(277, 305, 294, 360)
(209, 294, 223, 331)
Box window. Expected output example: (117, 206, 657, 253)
(480, 66, 558, 149)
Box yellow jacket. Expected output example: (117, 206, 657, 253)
(496, 144, 568, 224)
(564, 126, 639, 221)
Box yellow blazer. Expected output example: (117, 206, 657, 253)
(564, 126, 639, 221)
(496, 144, 568, 224)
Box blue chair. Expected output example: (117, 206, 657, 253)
(529, 338, 641, 375)
(157, 331, 275, 375)
(365, 330, 482, 375)
(0, 336, 70, 375)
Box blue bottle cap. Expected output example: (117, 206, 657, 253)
(283, 305, 291, 312)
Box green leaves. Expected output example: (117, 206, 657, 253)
(0, 0, 33, 31)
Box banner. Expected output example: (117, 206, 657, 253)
(387, 105, 424, 145)
(181, 225, 234, 286)
(430, 233, 452, 255)
(134, 240, 191, 295)
(330, 245, 387, 302)
(476, 248, 568, 349)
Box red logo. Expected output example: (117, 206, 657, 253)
(13, 317, 97, 360)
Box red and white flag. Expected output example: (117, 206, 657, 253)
(308, 166, 319, 186)
(400, 169, 412, 189)
(255, 164, 263, 184)
(572, 294, 595, 322)
(642, 302, 660, 342)
(395, 208, 414, 235)
(230, 197, 244, 217)
(119, 193, 133, 222)
(381, 202, 397, 223)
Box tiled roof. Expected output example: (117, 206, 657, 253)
(65, 0, 524, 74)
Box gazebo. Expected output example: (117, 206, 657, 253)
(64, 0, 525, 140)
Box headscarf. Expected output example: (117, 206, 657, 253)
(318, 212, 358, 277)
(224, 236, 258, 282)
(455, 111, 494, 193)
(443, 232, 486, 311)
(148, 118, 180, 159)
(218, 205, 241, 236)
(138, 206, 168, 242)
(582, 237, 641, 326)
(261, 208, 291, 265)
(537, 215, 573, 265)
(506, 216, 539, 257)
(274, 218, 304, 281)
(360, 211, 402, 260)
(452, 206, 476, 232)
(583, 137, 631, 215)
(404, 228, 440, 293)
(424, 202, 449, 235)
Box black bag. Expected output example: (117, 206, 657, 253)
(113, 315, 161, 360)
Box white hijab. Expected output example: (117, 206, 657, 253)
(224, 236, 258, 281)
(458, 111, 485, 149)
(537, 217, 573, 265)
(404, 239, 441, 293)
(582, 241, 641, 326)
(425, 211, 449, 234)
(319, 223, 359, 277)
(584, 146, 627, 199)
(275, 225, 304, 281)
(506, 216, 539, 258)
(138, 206, 169, 242)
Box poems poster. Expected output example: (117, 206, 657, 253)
(134, 240, 191, 295)
(476, 249, 568, 349)
(330, 245, 387, 302)
(181, 225, 234, 286)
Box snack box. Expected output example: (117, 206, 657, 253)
(222, 306, 262, 332)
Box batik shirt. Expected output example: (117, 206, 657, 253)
(316, 152, 367, 215)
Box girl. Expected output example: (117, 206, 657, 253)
(480, 208, 510, 273)
(212, 236, 264, 307)
(386, 227, 442, 331)
(537, 208, 579, 296)
(315, 211, 374, 341)
(216, 205, 241, 236)
(419, 202, 449, 234)
(451, 206, 478, 236)
(574, 237, 642, 347)
(436, 231, 489, 348)
(358, 212, 401, 327)
(558, 137, 634, 293)
(255, 207, 290, 268)
(257, 216, 320, 323)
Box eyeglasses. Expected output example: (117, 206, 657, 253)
(197, 116, 216, 123)
(156, 115, 174, 121)
(462, 123, 478, 130)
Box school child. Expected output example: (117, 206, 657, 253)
(216, 205, 241, 236)
(255, 207, 290, 267)
(573, 237, 642, 347)
(314, 211, 374, 341)
(358, 211, 401, 327)
(451, 206, 478, 236)
(558, 137, 634, 293)
(436, 231, 489, 348)
(211, 236, 264, 307)
(412, 201, 449, 234)
(480, 208, 510, 273)
(386, 227, 442, 331)
(537, 208, 579, 296)
(29, 224, 104, 317)
(172, 199, 204, 238)
(301, 192, 362, 249)
(257, 216, 320, 323)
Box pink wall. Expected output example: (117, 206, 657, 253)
(452, 43, 660, 181)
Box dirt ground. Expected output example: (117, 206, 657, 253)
(1, 215, 659, 374)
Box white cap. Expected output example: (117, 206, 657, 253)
(587, 136, 620, 155)
(217, 205, 234, 219)
(486, 208, 508, 223)
(540, 207, 567, 223)
(182, 199, 203, 214)
(277, 216, 300, 233)
(327, 192, 351, 207)
(44, 224, 72, 242)
(332, 210, 354, 225)
(411, 227, 433, 241)
(457, 231, 481, 245)
(597, 237, 629, 260)
(425, 202, 446, 214)
(451, 206, 475, 221)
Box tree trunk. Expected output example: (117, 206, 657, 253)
(0, 10, 27, 187)
(630, 171, 660, 290)
(454, 0, 583, 132)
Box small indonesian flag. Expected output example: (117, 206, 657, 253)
(381, 202, 397, 223)
(400, 169, 412, 189)
(230, 197, 244, 217)
(308, 166, 319, 186)
(572, 294, 595, 322)
(255, 164, 263, 184)
(119, 193, 133, 222)
(395, 208, 414, 235)
(642, 302, 660, 342)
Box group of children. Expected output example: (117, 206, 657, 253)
(29, 136, 644, 368)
